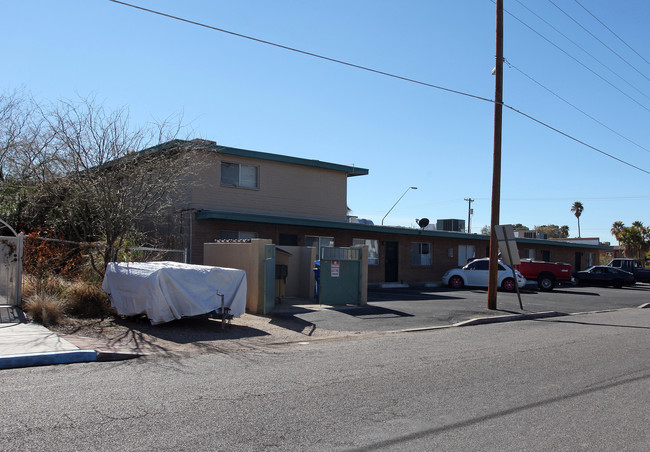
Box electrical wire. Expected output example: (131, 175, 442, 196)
(513, 0, 650, 102)
(500, 1, 650, 113)
(548, 0, 650, 84)
(574, 0, 650, 69)
(504, 103, 650, 175)
(107, 0, 492, 105)
(108, 0, 650, 176)
(505, 59, 650, 154)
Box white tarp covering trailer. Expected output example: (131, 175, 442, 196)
(102, 261, 247, 325)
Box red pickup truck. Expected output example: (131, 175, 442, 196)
(515, 259, 572, 291)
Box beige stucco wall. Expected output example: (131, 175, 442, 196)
(203, 239, 272, 313)
(279, 246, 317, 299)
(190, 152, 348, 221)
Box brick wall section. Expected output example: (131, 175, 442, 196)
(192, 219, 600, 283)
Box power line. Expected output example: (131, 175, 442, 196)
(505, 59, 650, 154)
(513, 0, 650, 102)
(547, 0, 650, 84)
(574, 0, 650, 69)
(500, 1, 650, 113)
(107, 0, 492, 105)
(108, 0, 650, 176)
(504, 103, 650, 175)
(433, 195, 650, 203)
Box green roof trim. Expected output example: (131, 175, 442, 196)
(139, 139, 368, 177)
(195, 210, 613, 250)
(211, 145, 368, 177)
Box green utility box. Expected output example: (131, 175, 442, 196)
(319, 246, 367, 306)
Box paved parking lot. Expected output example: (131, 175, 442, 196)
(271, 283, 650, 334)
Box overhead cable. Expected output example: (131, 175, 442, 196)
(573, 0, 650, 69)
(107, 0, 492, 105)
(547, 0, 650, 84)
(505, 59, 650, 154)
(500, 1, 650, 113)
(513, 0, 650, 102)
(109, 0, 650, 176)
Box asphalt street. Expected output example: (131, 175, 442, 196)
(2, 308, 648, 451)
(271, 283, 650, 334)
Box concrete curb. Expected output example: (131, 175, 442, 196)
(96, 351, 145, 362)
(0, 349, 97, 370)
(453, 311, 568, 327)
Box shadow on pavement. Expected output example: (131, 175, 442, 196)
(549, 289, 601, 296)
(334, 305, 414, 319)
(110, 316, 271, 345)
(268, 314, 318, 336)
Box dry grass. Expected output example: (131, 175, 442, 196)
(64, 281, 113, 318)
(23, 293, 66, 326)
(22, 273, 69, 299)
(22, 273, 114, 324)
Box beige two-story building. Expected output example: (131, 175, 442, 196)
(144, 139, 610, 285)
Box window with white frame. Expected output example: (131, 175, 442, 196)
(305, 236, 334, 260)
(586, 252, 595, 267)
(411, 242, 432, 266)
(352, 238, 379, 265)
(221, 162, 259, 188)
(458, 245, 476, 266)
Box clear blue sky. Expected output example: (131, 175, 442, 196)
(4, 0, 650, 243)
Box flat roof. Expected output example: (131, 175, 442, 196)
(195, 210, 613, 250)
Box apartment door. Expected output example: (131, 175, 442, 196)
(385, 241, 399, 282)
(574, 252, 583, 272)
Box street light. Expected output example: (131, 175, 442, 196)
(381, 187, 417, 225)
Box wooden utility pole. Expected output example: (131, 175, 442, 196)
(487, 0, 504, 310)
(464, 198, 474, 233)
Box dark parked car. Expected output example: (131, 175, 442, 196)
(573, 266, 635, 288)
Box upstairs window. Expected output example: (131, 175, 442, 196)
(221, 162, 258, 189)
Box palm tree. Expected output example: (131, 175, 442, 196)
(611, 221, 624, 245)
(571, 201, 584, 238)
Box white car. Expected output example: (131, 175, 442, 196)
(442, 258, 526, 291)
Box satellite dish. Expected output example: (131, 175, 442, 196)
(417, 218, 430, 229)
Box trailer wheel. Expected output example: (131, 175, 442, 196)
(538, 274, 555, 291)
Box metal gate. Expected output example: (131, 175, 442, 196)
(0, 220, 23, 306)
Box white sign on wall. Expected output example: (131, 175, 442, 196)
(331, 260, 340, 277)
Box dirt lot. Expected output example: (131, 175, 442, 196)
(49, 311, 353, 358)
